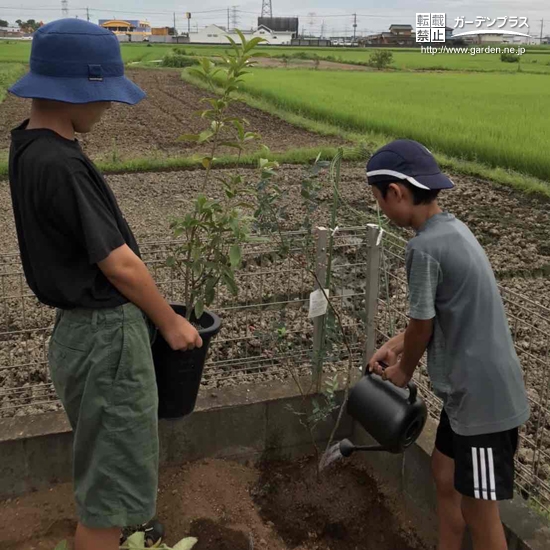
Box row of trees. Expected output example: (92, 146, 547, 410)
(0, 19, 43, 32)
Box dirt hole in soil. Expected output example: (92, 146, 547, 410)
(190, 518, 251, 550)
(253, 457, 427, 550)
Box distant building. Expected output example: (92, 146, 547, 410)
(502, 35, 531, 45)
(188, 23, 294, 45)
(0, 26, 24, 38)
(360, 24, 415, 46)
(99, 19, 151, 41)
(330, 36, 355, 47)
(258, 17, 299, 35)
(479, 33, 506, 44)
(389, 24, 413, 37)
(150, 27, 176, 43)
(292, 37, 331, 47)
(542, 36, 550, 44)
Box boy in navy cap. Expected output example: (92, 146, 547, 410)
(8, 19, 202, 550)
(366, 140, 529, 550)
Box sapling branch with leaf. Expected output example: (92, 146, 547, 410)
(167, 31, 277, 321)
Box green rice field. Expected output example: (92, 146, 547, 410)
(231, 68, 550, 181)
(1, 40, 550, 73)
(0, 63, 25, 101)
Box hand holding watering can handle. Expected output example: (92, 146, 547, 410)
(372, 361, 418, 405)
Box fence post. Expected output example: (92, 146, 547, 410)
(363, 225, 382, 374)
(312, 227, 329, 392)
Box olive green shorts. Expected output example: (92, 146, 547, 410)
(48, 302, 159, 529)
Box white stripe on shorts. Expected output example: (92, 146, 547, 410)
(480, 447, 488, 500)
(472, 447, 481, 499)
(488, 448, 497, 501)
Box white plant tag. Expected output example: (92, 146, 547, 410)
(309, 288, 330, 319)
(367, 223, 385, 246)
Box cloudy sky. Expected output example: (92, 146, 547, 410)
(1, 1, 547, 37)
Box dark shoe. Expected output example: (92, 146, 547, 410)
(120, 519, 165, 548)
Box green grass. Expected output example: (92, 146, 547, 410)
(0, 62, 25, 101)
(169, 45, 550, 75)
(3, 40, 550, 74)
(0, 41, 31, 62)
(0, 145, 368, 179)
(220, 68, 550, 183)
(389, 51, 550, 74)
(182, 70, 550, 199)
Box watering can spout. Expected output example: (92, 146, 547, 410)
(339, 438, 356, 457)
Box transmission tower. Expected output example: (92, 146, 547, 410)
(230, 6, 239, 30)
(61, 0, 68, 17)
(307, 12, 316, 36)
(261, 0, 272, 18)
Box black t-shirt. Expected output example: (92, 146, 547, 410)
(9, 120, 140, 309)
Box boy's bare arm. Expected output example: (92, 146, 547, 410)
(400, 318, 433, 375)
(98, 244, 202, 351)
(367, 332, 405, 372)
(382, 318, 433, 387)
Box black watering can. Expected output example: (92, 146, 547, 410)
(340, 363, 428, 457)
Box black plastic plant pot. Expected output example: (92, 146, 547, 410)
(152, 304, 221, 420)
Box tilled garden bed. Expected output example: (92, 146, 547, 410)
(0, 456, 431, 550)
(0, 69, 344, 162)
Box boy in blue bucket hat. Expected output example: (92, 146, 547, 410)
(366, 139, 529, 550)
(8, 19, 202, 549)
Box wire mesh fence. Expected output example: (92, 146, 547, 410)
(0, 224, 548, 516)
(376, 230, 550, 516)
(0, 227, 373, 417)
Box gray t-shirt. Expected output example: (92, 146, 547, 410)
(406, 212, 529, 436)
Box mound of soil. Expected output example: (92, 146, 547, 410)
(254, 456, 429, 550)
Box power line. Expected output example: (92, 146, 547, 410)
(0, 5, 86, 10)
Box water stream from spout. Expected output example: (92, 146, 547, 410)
(318, 441, 345, 472)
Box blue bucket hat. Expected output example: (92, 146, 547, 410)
(9, 19, 145, 105)
(367, 139, 454, 190)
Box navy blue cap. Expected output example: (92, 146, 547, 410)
(9, 19, 145, 105)
(366, 139, 454, 190)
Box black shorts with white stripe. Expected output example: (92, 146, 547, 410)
(435, 409, 519, 501)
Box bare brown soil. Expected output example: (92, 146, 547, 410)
(0, 69, 343, 162)
(0, 457, 431, 550)
(253, 57, 372, 71)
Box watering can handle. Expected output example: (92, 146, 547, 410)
(372, 361, 419, 404)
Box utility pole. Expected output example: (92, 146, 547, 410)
(185, 12, 191, 36)
(173, 12, 177, 36)
(61, 0, 68, 18)
(86, 7, 89, 22)
(540, 19, 544, 44)
(227, 7, 230, 31)
(353, 13, 357, 43)
(320, 20, 325, 39)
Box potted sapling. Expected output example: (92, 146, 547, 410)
(152, 31, 276, 419)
